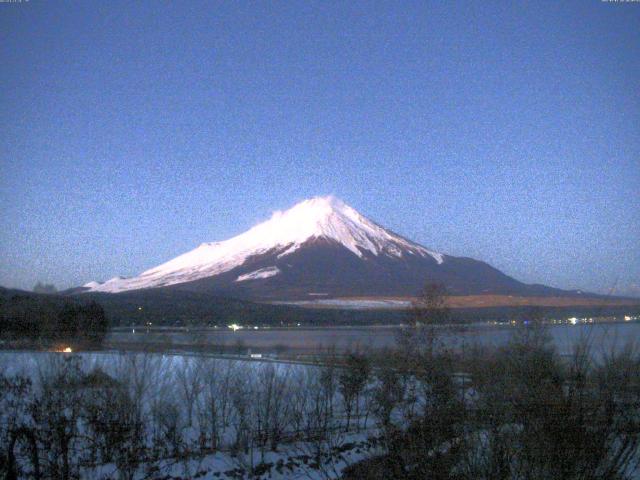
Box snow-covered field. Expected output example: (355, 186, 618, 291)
(2, 324, 640, 479)
(271, 298, 413, 309)
(0, 352, 379, 479)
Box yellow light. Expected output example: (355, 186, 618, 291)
(63, 347, 72, 353)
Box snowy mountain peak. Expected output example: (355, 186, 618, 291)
(264, 195, 359, 239)
(84, 197, 444, 293)
(285, 195, 352, 219)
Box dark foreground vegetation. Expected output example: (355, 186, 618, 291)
(345, 326, 640, 479)
(1, 318, 639, 479)
(0, 284, 639, 478)
(0, 290, 108, 348)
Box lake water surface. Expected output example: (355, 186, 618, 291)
(108, 321, 640, 356)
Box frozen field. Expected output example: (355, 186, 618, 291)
(2, 329, 640, 479)
(0, 351, 378, 479)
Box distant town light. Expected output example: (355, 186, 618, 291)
(63, 347, 72, 353)
(228, 323, 242, 331)
(568, 317, 578, 325)
(625, 315, 632, 322)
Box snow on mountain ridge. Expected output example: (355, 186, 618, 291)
(85, 196, 444, 293)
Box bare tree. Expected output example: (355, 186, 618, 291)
(174, 357, 204, 427)
(397, 282, 451, 360)
(258, 363, 292, 451)
(230, 365, 252, 455)
(150, 399, 183, 457)
(195, 357, 221, 452)
(32, 355, 86, 480)
(0, 374, 40, 480)
(289, 367, 312, 438)
(338, 353, 371, 432)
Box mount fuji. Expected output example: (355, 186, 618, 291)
(80, 196, 574, 300)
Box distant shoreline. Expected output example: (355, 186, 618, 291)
(110, 316, 639, 334)
(270, 294, 640, 310)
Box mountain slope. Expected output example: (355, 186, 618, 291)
(81, 196, 581, 300)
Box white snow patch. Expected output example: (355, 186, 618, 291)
(236, 266, 281, 282)
(274, 298, 413, 309)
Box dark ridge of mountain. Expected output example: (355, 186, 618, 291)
(79, 196, 592, 301)
(2, 286, 638, 329)
(164, 237, 578, 300)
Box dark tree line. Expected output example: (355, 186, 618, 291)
(32, 283, 57, 295)
(0, 294, 108, 347)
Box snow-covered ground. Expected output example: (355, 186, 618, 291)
(2, 346, 640, 479)
(86, 432, 378, 480)
(0, 352, 380, 479)
(272, 298, 413, 309)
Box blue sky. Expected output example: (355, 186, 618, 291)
(1, 1, 639, 295)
